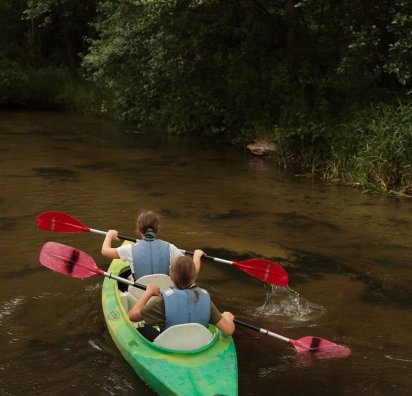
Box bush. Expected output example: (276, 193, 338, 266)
(0, 62, 100, 111)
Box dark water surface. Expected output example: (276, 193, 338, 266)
(0, 110, 411, 395)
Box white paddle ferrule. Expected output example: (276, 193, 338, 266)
(260, 329, 290, 343)
(91, 228, 137, 242)
(103, 271, 146, 291)
(180, 250, 233, 265)
(209, 257, 233, 265)
(90, 228, 108, 236)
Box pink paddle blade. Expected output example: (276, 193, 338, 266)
(37, 211, 90, 232)
(290, 336, 351, 359)
(39, 241, 99, 279)
(232, 259, 288, 286)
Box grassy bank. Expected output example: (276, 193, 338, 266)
(272, 101, 412, 197)
(2, 64, 410, 198)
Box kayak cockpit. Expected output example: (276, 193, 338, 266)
(117, 272, 172, 311)
(102, 257, 238, 395)
(116, 269, 218, 353)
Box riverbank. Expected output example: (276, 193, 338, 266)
(2, 65, 411, 198)
(267, 101, 412, 198)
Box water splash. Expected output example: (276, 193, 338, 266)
(84, 283, 102, 293)
(0, 297, 25, 323)
(89, 339, 103, 351)
(33, 292, 61, 300)
(255, 286, 326, 323)
(385, 355, 412, 362)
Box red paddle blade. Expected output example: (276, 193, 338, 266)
(232, 259, 288, 287)
(37, 212, 90, 233)
(290, 336, 351, 359)
(39, 241, 100, 279)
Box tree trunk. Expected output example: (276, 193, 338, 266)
(59, 15, 77, 78)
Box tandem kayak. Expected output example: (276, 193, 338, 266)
(101, 256, 238, 396)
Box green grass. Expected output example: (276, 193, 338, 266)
(272, 101, 412, 197)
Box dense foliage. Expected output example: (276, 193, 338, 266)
(83, 0, 412, 136)
(0, 0, 95, 107)
(1, 0, 411, 195)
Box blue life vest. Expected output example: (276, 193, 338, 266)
(131, 239, 170, 280)
(163, 286, 211, 329)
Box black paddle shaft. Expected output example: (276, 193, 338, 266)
(118, 234, 137, 242)
(234, 319, 261, 332)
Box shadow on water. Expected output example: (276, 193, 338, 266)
(159, 207, 343, 233)
(206, 209, 262, 220)
(32, 167, 76, 179)
(204, 246, 412, 310)
(158, 209, 181, 219)
(3, 266, 46, 280)
(273, 211, 341, 232)
(75, 161, 115, 170)
(271, 249, 412, 309)
(0, 214, 35, 231)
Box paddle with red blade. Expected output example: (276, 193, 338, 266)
(39, 241, 146, 290)
(234, 318, 351, 359)
(37, 211, 288, 287)
(39, 242, 350, 359)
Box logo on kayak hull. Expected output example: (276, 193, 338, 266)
(108, 310, 120, 321)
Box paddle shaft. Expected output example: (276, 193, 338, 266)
(39, 242, 348, 358)
(234, 318, 290, 343)
(37, 212, 289, 286)
(234, 318, 351, 357)
(92, 228, 234, 265)
(91, 228, 136, 242)
(102, 267, 287, 342)
(98, 268, 146, 291)
(104, 266, 289, 342)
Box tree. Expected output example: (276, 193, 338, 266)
(23, 0, 96, 76)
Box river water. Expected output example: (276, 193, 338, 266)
(0, 110, 411, 395)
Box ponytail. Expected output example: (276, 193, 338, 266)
(170, 256, 199, 302)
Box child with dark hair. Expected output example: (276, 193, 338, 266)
(102, 210, 183, 280)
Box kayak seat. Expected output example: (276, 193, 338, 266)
(119, 291, 130, 311)
(119, 291, 138, 312)
(153, 323, 215, 351)
(128, 274, 172, 301)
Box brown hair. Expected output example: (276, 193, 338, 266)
(170, 256, 199, 301)
(137, 211, 159, 235)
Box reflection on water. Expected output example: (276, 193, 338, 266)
(1, 110, 411, 395)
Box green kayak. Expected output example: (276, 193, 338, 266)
(101, 256, 238, 396)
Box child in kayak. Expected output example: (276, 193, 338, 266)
(101, 210, 184, 280)
(128, 250, 235, 340)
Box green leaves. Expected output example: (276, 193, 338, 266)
(82, 0, 411, 139)
(383, 2, 412, 85)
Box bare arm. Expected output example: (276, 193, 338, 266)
(101, 229, 120, 259)
(216, 311, 235, 336)
(192, 249, 204, 275)
(128, 284, 160, 322)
